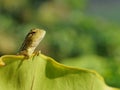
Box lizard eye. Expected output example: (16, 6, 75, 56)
(30, 29, 37, 34)
(29, 31, 36, 35)
(31, 31, 36, 34)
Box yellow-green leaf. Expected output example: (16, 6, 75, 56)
(0, 54, 119, 90)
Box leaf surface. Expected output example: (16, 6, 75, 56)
(0, 54, 119, 90)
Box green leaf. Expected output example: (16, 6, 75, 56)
(0, 54, 119, 90)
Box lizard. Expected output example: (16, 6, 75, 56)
(17, 28, 46, 58)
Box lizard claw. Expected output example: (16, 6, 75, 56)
(34, 50, 41, 56)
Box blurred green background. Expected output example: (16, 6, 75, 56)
(0, 0, 120, 88)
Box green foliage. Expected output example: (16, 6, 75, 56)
(0, 54, 119, 90)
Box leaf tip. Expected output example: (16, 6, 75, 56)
(0, 59, 5, 66)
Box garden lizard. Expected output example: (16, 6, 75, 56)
(18, 28, 46, 58)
